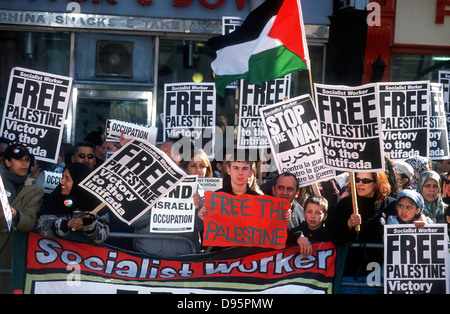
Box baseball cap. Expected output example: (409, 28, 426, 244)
(4, 143, 33, 161)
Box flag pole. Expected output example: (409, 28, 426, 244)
(309, 69, 315, 103)
(349, 172, 360, 232)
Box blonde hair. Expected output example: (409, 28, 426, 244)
(181, 149, 213, 177)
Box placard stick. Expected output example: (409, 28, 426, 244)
(90, 203, 106, 215)
(71, 203, 106, 231)
(349, 172, 360, 232)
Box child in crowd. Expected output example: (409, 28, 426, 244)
(288, 195, 330, 255)
(387, 189, 433, 226)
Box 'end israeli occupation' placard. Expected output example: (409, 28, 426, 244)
(384, 224, 449, 294)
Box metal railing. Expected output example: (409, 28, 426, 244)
(1, 229, 449, 293)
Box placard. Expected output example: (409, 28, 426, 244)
(104, 118, 157, 145)
(0, 67, 72, 163)
(163, 82, 216, 157)
(379, 81, 430, 160)
(438, 71, 450, 144)
(260, 94, 335, 187)
(314, 83, 384, 172)
(0, 175, 12, 231)
(202, 192, 290, 249)
(384, 224, 449, 294)
(429, 83, 450, 159)
(79, 139, 186, 225)
(150, 175, 197, 233)
(237, 76, 290, 149)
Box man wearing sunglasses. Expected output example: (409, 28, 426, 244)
(71, 141, 96, 171)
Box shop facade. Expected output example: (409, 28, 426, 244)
(362, 0, 450, 83)
(0, 0, 332, 147)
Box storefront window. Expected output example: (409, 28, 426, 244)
(390, 54, 450, 82)
(0, 30, 70, 107)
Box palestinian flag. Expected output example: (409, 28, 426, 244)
(209, 0, 310, 97)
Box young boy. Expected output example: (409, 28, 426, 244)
(197, 151, 258, 220)
(288, 195, 330, 255)
(217, 154, 259, 196)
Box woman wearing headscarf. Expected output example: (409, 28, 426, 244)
(387, 189, 433, 225)
(405, 156, 430, 190)
(416, 170, 447, 223)
(36, 163, 109, 244)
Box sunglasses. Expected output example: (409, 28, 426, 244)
(77, 153, 95, 159)
(355, 177, 375, 184)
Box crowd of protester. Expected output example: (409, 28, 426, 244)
(1, 131, 450, 293)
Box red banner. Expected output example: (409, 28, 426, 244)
(22, 232, 336, 294)
(202, 192, 290, 249)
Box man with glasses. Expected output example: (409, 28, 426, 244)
(71, 141, 96, 171)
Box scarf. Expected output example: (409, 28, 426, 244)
(416, 170, 447, 222)
(40, 163, 101, 217)
(0, 166, 28, 202)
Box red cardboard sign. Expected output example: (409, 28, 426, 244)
(202, 191, 290, 249)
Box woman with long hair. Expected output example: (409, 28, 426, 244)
(330, 171, 396, 290)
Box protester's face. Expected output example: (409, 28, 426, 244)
(272, 175, 299, 203)
(60, 169, 74, 196)
(186, 159, 207, 177)
(444, 174, 450, 198)
(5, 156, 31, 177)
(355, 173, 376, 198)
(304, 203, 327, 231)
(101, 142, 118, 160)
(72, 146, 95, 170)
(227, 162, 253, 187)
(397, 197, 420, 222)
(421, 179, 439, 203)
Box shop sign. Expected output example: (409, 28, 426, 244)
(0, 9, 222, 34)
(68, 0, 247, 10)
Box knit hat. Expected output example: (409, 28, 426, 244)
(396, 189, 424, 213)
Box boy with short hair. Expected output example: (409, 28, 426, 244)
(288, 195, 330, 255)
(218, 153, 259, 196)
(198, 150, 259, 220)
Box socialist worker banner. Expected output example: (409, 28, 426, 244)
(202, 192, 290, 249)
(19, 232, 336, 294)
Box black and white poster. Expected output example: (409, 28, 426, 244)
(163, 82, 216, 157)
(0, 67, 72, 163)
(439, 71, 450, 144)
(314, 83, 384, 172)
(104, 118, 157, 145)
(384, 224, 449, 294)
(79, 139, 186, 225)
(260, 94, 335, 187)
(379, 81, 429, 160)
(237, 76, 290, 149)
(222, 16, 243, 89)
(429, 83, 450, 160)
(150, 175, 197, 233)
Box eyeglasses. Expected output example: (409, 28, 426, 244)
(77, 153, 95, 159)
(355, 177, 375, 184)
